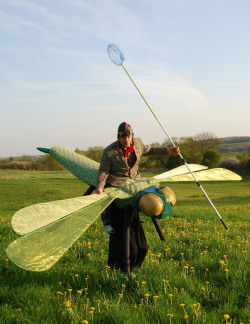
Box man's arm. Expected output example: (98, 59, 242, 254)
(140, 138, 180, 156)
(96, 148, 111, 194)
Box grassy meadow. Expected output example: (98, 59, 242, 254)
(0, 170, 249, 323)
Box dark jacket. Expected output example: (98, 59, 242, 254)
(97, 138, 168, 189)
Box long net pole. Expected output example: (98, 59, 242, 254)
(121, 64, 228, 230)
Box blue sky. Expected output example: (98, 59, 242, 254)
(0, 0, 249, 157)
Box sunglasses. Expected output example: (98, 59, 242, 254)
(118, 129, 133, 136)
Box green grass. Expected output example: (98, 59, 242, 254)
(0, 170, 249, 323)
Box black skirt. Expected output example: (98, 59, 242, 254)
(106, 204, 148, 272)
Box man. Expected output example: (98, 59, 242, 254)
(96, 122, 180, 271)
(96, 122, 180, 196)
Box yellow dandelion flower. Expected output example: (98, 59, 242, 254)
(75, 274, 79, 277)
(133, 305, 137, 308)
(224, 314, 230, 319)
(77, 290, 82, 295)
(122, 284, 126, 287)
(168, 294, 173, 297)
(119, 294, 123, 297)
(144, 294, 150, 297)
(224, 269, 229, 272)
(153, 296, 159, 299)
(184, 315, 189, 319)
(167, 314, 174, 317)
(202, 287, 206, 291)
(58, 282, 62, 285)
(179, 304, 185, 307)
(68, 289, 72, 292)
(82, 321, 88, 324)
(192, 304, 197, 307)
(141, 281, 146, 285)
(205, 281, 209, 284)
(65, 301, 71, 308)
(90, 307, 95, 311)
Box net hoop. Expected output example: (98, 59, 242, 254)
(107, 44, 125, 66)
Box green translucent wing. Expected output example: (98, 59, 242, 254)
(11, 193, 112, 236)
(11, 179, 156, 236)
(153, 164, 208, 181)
(7, 195, 116, 272)
(159, 168, 242, 182)
(47, 146, 100, 187)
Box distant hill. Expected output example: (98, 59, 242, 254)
(218, 136, 250, 153)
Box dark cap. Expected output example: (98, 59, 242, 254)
(117, 122, 133, 137)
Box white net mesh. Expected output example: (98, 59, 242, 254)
(107, 44, 125, 66)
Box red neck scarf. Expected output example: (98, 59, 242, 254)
(124, 146, 134, 158)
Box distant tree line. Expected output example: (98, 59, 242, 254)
(219, 136, 250, 144)
(1, 133, 250, 173)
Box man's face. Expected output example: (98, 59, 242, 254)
(119, 135, 133, 149)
